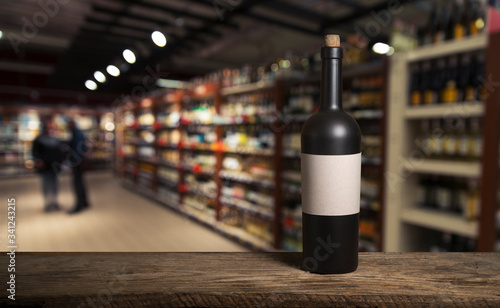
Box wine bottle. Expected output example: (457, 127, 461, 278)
(301, 35, 361, 274)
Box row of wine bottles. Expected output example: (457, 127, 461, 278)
(415, 118, 482, 161)
(409, 51, 486, 105)
(219, 205, 273, 243)
(427, 230, 476, 252)
(286, 74, 384, 115)
(418, 0, 487, 47)
(417, 175, 480, 221)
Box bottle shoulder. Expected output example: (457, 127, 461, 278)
(302, 110, 361, 135)
(301, 110, 361, 155)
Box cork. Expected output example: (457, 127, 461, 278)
(325, 34, 340, 47)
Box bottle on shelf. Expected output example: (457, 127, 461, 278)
(433, 5, 446, 44)
(442, 120, 458, 159)
(424, 60, 440, 105)
(409, 62, 422, 106)
(454, 0, 468, 40)
(468, 117, 482, 161)
(474, 52, 488, 101)
(469, 1, 486, 36)
(457, 53, 472, 102)
(301, 35, 361, 274)
(441, 55, 459, 104)
(445, 2, 458, 42)
(428, 119, 443, 158)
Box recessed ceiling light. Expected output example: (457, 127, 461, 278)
(152, 31, 167, 47)
(123, 49, 136, 64)
(106, 65, 120, 77)
(85, 80, 97, 90)
(372, 42, 391, 55)
(94, 71, 106, 83)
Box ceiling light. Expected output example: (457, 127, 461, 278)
(85, 80, 97, 90)
(156, 78, 186, 89)
(152, 31, 167, 47)
(106, 65, 120, 77)
(94, 71, 106, 83)
(123, 49, 136, 64)
(0, 30, 3, 39)
(105, 122, 115, 131)
(372, 42, 391, 55)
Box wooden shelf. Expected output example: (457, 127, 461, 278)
(406, 34, 487, 62)
(401, 208, 478, 237)
(220, 81, 275, 96)
(402, 159, 481, 177)
(350, 109, 383, 120)
(405, 102, 484, 119)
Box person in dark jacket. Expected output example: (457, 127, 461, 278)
(67, 119, 90, 214)
(32, 120, 64, 212)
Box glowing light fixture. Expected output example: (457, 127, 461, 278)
(106, 65, 120, 77)
(372, 42, 391, 54)
(85, 80, 97, 90)
(0, 30, 3, 39)
(123, 49, 136, 64)
(152, 31, 167, 47)
(105, 122, 115, 131)
(156, 78, 187, 89)
(94, 71, 106, 83)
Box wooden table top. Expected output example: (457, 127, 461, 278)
(1, 252, 499, 307)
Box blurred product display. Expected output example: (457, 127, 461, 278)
(0, 108, 114, 178)
(1, 0, 499, 253)
(385, 15, 498, 253)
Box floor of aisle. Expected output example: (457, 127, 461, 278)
(0, 171, 248, 252)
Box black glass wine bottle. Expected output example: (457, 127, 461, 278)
(301, 34, 361, 274)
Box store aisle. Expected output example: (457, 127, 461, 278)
(0, 171, 248, 252)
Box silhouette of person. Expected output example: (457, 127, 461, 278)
(32, 120, 64, 212)
(67, 120, 90, 214)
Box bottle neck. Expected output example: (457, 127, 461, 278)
(320, 47, 343, 111)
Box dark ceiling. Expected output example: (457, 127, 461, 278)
(0, 0, 429, 106)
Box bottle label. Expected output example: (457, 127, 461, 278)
(301, 152, 361, 216)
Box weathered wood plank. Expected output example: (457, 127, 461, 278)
(1, 252, 499, 307)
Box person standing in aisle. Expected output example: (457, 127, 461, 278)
(32, 120, 64, 212)
(67, 119, 90, 214)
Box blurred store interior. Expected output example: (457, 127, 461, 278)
(0, 0, 499, 252)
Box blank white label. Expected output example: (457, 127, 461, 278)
(301, 152, 361, 216)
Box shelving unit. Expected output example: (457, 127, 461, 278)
(385, 32, 499, 252)
(0, 106, 114, 178)
(116, 82, 283, 251)
(401, 160, 481, 177)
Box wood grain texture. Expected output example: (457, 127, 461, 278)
(1, 252, 499, 307)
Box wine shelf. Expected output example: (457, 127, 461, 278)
(220, 81, 275, 96)
(402, 159, 481, 177)
(405, 102, 484, 119)
(406, 33, 487, 62)
(385, 29, 499, 252)
(401, 208, 478, 238)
